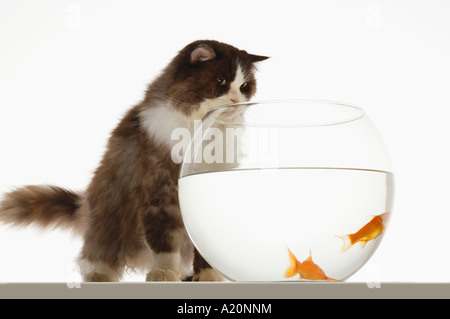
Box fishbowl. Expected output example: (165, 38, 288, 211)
(178, 100, 394, 281)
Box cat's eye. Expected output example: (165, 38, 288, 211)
(240, 82, 248, 89)
(217, 78, 226, 86)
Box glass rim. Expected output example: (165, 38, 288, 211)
(203, 99, 366, 128)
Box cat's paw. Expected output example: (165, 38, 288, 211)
(146, 268, 181, 282)
(193, 268, 225, 282)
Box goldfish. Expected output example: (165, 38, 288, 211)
(285, 249, 338, 281)
(337, 212, 389, 252)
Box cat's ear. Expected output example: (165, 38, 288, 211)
(248, 54, 270, 63)
(190, 45, 216, 64)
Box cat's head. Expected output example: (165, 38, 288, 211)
(164, 40, 269, 119)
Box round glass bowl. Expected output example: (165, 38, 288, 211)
(178, 100, 394, 281)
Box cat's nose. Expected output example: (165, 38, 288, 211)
(231, 98, 240, 103)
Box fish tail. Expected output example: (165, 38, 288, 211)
(285, 249, 299, 278)
(335, 235, 353, 252)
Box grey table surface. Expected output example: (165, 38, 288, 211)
(0, 282, 448, 299)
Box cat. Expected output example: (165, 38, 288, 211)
(0, 40, 269, 282)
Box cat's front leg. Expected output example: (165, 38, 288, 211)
(146, 252, 182, 281)
(143, 205, 185, 281)
(193, 249, 225, 281)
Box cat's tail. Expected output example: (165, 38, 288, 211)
(0, 185, 83, 233)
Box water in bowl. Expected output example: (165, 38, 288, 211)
(178, 167, 393, 281)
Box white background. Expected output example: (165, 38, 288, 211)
(0, 0, 449, 283)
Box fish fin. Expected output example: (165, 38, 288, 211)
(305, 249, 314, 262)
(359, 241, 367, 248)
(335, 235, 353, 252)
(285, 249, 298, 278)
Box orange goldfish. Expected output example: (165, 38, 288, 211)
(285, 249, 338, 281)
(337, 212, 389, 252)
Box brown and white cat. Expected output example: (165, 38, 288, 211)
(0, 40, 268, 282)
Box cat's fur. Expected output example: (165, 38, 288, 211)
(0, 40, 268, 281)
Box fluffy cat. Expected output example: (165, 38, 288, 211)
(0, 40, 268, 282)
